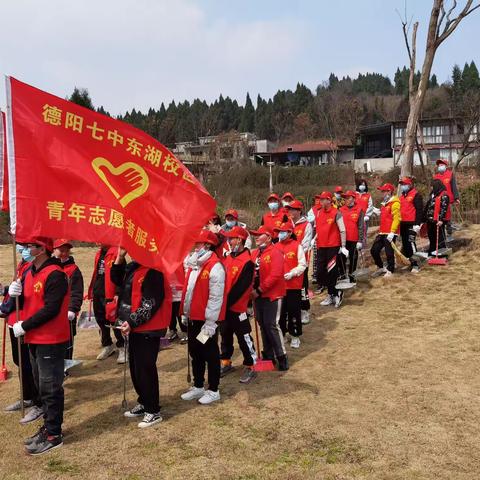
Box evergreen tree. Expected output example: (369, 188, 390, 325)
(69, 87, 94, 110)
(239, 93, 255, 132)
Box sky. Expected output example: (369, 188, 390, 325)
(0, 0, 478, 115)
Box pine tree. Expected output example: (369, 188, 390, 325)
(68, 87, 94, 110)
(239, 93, 255, 132)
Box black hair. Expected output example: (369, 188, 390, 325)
(431, 179, 446, 196)
(355, 179, 368, 192)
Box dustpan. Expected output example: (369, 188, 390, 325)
(428, 225, 448, 266)
(252, 308, 275, 372)
(64, 359, 83, 372)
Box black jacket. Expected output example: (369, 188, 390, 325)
(61, 256, 84, 314)
(425, 180, 450, 223)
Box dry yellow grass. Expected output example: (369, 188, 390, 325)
(0, 228, 479, 480)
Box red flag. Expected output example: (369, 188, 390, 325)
(0, 111, 8, 212)
(6, 77, 215, 273)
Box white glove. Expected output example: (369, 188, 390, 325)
(356, 242, 363, 250)
(387, 233, 395, 242)
(412, 225, 421, 234)
(284, 272, 294, 281)
(364, 215, 370, 222)
(13, 321, 25, 338)
(8, 280, 22, 298)
(68, 311, 76, 321)
(373, 207, 381, 216)
(181, 315, 188, 326)
(339, 247, 349, 258)
(310, 238, 316, 249)
(201, 322, 217, 338)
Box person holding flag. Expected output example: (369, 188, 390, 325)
(180, 230, 226, 405)
(9, 237, 69, 455)
(53, 240, 84, 361)
(111, 248, 170, 428)
(88, 245, 125, 363)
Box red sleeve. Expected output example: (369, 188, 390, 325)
(260, 247, 284, 292)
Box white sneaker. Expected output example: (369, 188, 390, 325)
(117, 348, 127, 364)
(320, 295, 334, 306)
(96, 345, 116, 360)
(371, 267, 387, 278)
(334, 291, 344, 308)
(411, 266, 420, 274)
(290, 337, 301, 349)
(181, 387, 205, 401)
(198, 390, 220, 405)
(384, 270, 393, 278)
(4, 400, 33, 412)
(301, 311, 310, 325)
(19, 405, 43, 424)
(138, 412, 162, 428)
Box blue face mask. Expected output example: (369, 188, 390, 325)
(401, 184, 410, 193)
(225, 220, 236, 228)
(21, 248, 35, 262)
(196, 247, 208, 258)
(268, 202, 279, 211)
(278, 231, 289, 241)
(358, 185, 366, 192)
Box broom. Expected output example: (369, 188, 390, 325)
(0, 318, 9, 381)
(428, 224, 448, 266)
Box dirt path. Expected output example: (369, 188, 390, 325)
(0, 228, 479, 479)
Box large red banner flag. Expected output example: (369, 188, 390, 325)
(5, 77, 216, 273)
(0, 110, 8, 212)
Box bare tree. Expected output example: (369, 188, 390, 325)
(399, 0, 480, 178)
(454, 90, 480, 169)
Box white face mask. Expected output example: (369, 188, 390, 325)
(282, 200, 291, 207)
(278, 231, 289, 242)
(268, 202, 279, 211)
(358, 185, 366, 192)
(383, 193, 392, 203)
(438, 165, 447, 173)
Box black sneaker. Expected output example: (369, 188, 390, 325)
(26, 434, 63, 455)
(138, 412, 163, 428)
(239, 367, 257, 384)
(124, 404, 145, 418)
(220, 362, 235, 377)
(24, 425, 47, 446)
(277, 355, 289, 371)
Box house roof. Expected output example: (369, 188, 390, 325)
(272, 140, 351, 154)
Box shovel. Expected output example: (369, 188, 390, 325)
(252, 306, 275, 372)
(428, 225, 448, 266)
(0, 318, 9, 382)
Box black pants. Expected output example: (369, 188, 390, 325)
(188, 320, 220, 392)
(93, 296, 124, 348)
(29, 342, 67, 436)
(301, 266, 310, 311)
(65, 318, 77, 360)
(400, 222, 418, 267)
(254, 297, 285, 360)
(427, 221, 446, 254)
(316, 247, 339, 295)
(9, 328, 41, 405)
(169, 301, 186, 333)
(280, 290, 302, 337)
(338, 241, 358, 280)
(128, 333, 161, 414)
(220, 310, 256, 367)
(370, 235, 396, 273)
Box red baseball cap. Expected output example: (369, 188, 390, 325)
(342, 190, 357, 198)
(249, 225, 274, 237)
(318, 191, 333, 200)
(281, 192, 295, 200)
(224, 209, 239, 219)
(334, 186, 343, 193)
(53, 239, 73, 249)
(196, 229, 219, 245)
(436, 158, 449, 166)
(399, 177, 413, 185)
(286, 199, 303, 210)
(25, 236, 54, 252)
(267, 193, 280, 203)
(377, 183, 395, 192)
(274, 222, 293, 233)
(223, 226, 249, 240)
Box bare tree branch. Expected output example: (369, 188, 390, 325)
(408, 22, 419, 100)
(437, 0, 480, 45)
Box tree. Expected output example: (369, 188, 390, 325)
(68, 87, 94, 110)
(239, 93, 255, 132)
(399, 0, 480, 178)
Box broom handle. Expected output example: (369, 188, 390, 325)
(252, 303, 261, 357)
(1, 318, 6, 368)
(435, 224, 440, 259)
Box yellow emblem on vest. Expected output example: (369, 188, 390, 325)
(33, 281, 43, 293)
(201, 270, 210, 280)
(231, 266, 239, 276)
(286, 251, 296, 259)
(327, 218, 334, 224)
(263, 255, 271, 263)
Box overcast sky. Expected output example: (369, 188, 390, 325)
(0, 0, 478, 115)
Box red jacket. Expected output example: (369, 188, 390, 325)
(315, 207, 341, 248)
(88, 247, 118, 300)
(340, 204, 361, 242)
(131, 266, 171, 333)
(223, 249, 253, 313)
(252, 244, 286, 300)
(23, 265, 69, 345)
(276, 239, 304, 290)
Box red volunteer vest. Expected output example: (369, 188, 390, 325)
(277, 239, 304, 290)
(340, 204, 361, 242)
(182, 254, 226, 322)
(88, 247, 117, 299)
(434, 170, 454, 203)
(23, 265, 69, 344)
(262, 210, 285, 235)
(380, 200, 400, 234)
(223, 249, 253, 313)
(400, 188, 418, 223)
(131, 266, 171, 332)
(252, 244, 286, 300)
(293, 221, 308, 244)
(62, 263, 79, 279)
(315, 207, 341, 248)
(356, 192, 371, 214)
(433, 195, 451, 221)
(7, 261, 31, 327)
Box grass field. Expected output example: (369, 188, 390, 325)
(0, 227, 479, 480)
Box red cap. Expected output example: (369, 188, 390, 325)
(342, 190, 357, 198)
(286, 199, 303, 210)
(53, 239, 73, 249)
(223, 226, 249, 240)
(281, 192, 295, 200)
(399, 177, 413, 185)
(267, 193, 280, 203)
(436, 158, 449, 166)
(249, 225, 274, 237)
(377, 183, 395, 192)
(196, 229, 219, 246)
(334, 186, 343, 193)
(274, 222, 293, 233)
(25, 236, 54, 252)
(318, 191, 333, 200)
(224, 209, 239, 219)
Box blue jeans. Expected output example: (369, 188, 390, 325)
(29, 342, 68, 436)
